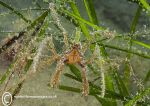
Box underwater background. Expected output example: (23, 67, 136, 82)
(0, 0, 150, 106)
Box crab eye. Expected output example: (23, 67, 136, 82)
(73, 44, 80, 49)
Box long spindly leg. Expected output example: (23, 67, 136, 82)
(79, 62, 89, 96)
(50, 58, 65, 88)
(80, 41, 90, 55)
(49, 3, 69, 49)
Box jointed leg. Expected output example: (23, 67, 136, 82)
(79, 61, 89, 96)
(50, 58, 65, 88)
(49, 3, 68, 49)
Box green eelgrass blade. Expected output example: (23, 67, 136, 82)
(130, 6, 142, 34)
(83, 0, 99, 25)
(139, 0, 150, 13)
(26, 10, 49, 31)
(61, 9, 104, 30)
(68, 64, 81, 79)
(0, 1, 31, 23)
(125, 87, 150, 106)
(105, 74, 117, 106)
(94, 95, 117, 106)
(127, 5, 141, 58)
(38, 15, 49, 38)
(123, 61, 131, 91)
(93, 32, 150, 50)
(24, 59, 33, 72)
(69, 2, 91, 40)
(97, 43, 150, 59)
(144, 69, 150, 83)
(0, 60, 16, 85)
(132, 40, 150, 49)
(99, 45, 108, 58)
(113, 70, 129, 97)
(64, 73, 81, 81)
(59, 85, 81, 93)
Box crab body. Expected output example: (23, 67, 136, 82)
(50, 44, 89, 96)
(64, 44, 82, 64)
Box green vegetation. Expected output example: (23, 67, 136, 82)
(0, 0, 150, 106)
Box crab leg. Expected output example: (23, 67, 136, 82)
(49, 3, 68, 49)
(50, 58, 65, 88)
(79, 62, 89, 96)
